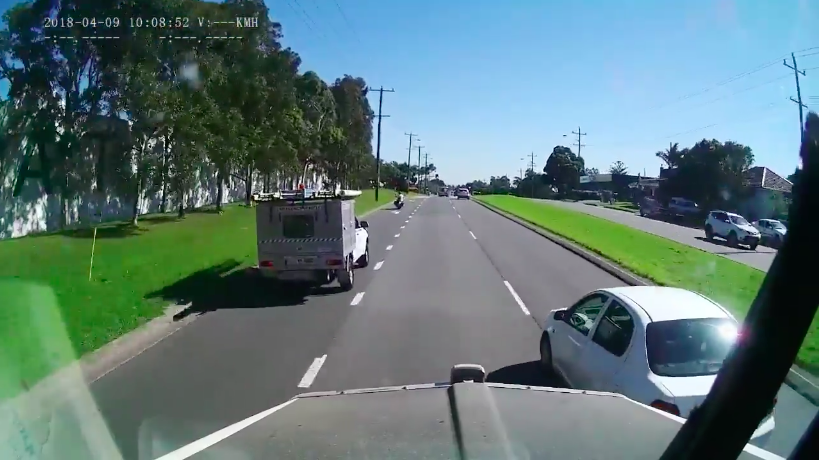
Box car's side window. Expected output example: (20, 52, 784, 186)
(565, 294, 608, 336)
(592, 300, 635, 357)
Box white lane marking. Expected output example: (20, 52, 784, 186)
(386, 245, 393, 250)
(394, 233, 400, 238)
(351, 292, 365, 305)
(392, 211, 400, 214)
(297, 354, 328, 388)
(503, 281, 530, 315)
(400, 225, 405, 229)
(469, 231, 477, 239)
(405, 219, 410, 223)
(457, 214, 461, 219)
(408, 216, 412, 219)
(156, 399, 298, 460)
(373, 261, 384, 270)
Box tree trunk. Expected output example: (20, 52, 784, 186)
(244, 165, 253, 206)
(216, 170, 224, 212)
(131, 172, 142, 225)
(177, 196, 185, 218)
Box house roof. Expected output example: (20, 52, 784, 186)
(745, 166, 792, 193)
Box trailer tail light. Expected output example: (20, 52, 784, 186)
(260, 260, 274, 268)
(327, 258, 343, 266)
(650, 400, 681, 417)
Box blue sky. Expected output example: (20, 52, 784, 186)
(0, 0, 815, 184)
(272, 0, 817, 184)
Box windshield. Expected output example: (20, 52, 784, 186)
(646, 318, 738, 378)
(729, 215, 750, 226)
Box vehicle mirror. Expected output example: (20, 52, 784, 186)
(554, 310, 566, 321)
(360, 220, 369, 229)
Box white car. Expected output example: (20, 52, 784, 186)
(752, 219, 787, 248)
(704, 210, 760, 250)
(456, 188, 471, 200)
(539, 286, 775, 446)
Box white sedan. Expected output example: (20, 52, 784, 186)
(539, 286, 776, 446)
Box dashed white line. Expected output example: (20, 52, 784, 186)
(394, 233, 401, 238)
(351, 292, 365, 305)
(408, 216, 412, 219)
(386, 245, 393, 251)
(373, 261, 384, 270)
(503, 281, 530, 315)
(405, 219, 410, 223)
(469, 231, 476, 239)
(297, 354, 327, 388)
(400, 225, 405, 229)
(457, 214, 461, 219)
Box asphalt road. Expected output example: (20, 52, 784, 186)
(544, 200, 777, 272)
(79, 195, 812, 460)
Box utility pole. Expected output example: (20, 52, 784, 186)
(414, 145, 424, 189)
(424, 153, 430, 194)
(528, 151, 537, 198)
(368, 86, 394, 201)
(784, 53, 807, 140)
(405, 132, 419, 184)
(572, 126, 587, 156)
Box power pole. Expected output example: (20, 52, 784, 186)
(424, 153, 430, 193)
(784, 53, 807, 140)
(529, 151, 537, 198)
(572, 126, 587, 156)
(414, 145, 424, 189)
(405, 132, 418, 184)
(368, 86, 394, 201)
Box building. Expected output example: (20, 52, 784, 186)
(738, 166, 792, 221)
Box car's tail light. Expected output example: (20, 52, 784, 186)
(650, 400, 681, 416)
(260, 260, 274, 267)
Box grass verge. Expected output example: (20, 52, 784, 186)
(476, 195, 819, 374)
(0, 189, 394, 399)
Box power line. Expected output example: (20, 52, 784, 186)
(285, 0, 329, 41)
(305, 0, 347, 43)
(368, 86, 394, 201)
(404, 132, 419, 182)
(332, 0, 362, 44)
(572, 127, 587, 156)
(784, 52, 808, 140)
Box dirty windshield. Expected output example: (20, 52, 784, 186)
(0, 1, 816, 460)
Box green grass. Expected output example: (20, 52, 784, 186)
(476, 195, 819, 374)
(0, 189, 394, 399)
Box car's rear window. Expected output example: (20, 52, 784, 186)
(645, 318, 738, 377)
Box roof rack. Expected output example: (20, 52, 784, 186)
(254, 189, 363, 203)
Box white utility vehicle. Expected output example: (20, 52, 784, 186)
(254, 188, 370, 291)
(704, 210, 760, 250)
(539, 286, 776, 447)
(752, 218, 787, 248)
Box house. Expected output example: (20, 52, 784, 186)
(738, 166, 792, 221)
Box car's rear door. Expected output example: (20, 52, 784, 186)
(577, 298, 636, 392)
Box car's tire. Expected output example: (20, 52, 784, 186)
(539, 333, 555, 375)
(749, 242, 758, 251)
(338, 256, 354, 291)
(358, 242, 370, 268)
(727, 232, 738, 248)
(705, 225, 714, 240)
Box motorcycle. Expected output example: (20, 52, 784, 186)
(394, 196, 405, 209)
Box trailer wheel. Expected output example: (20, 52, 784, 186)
(338, 256, 354, 291)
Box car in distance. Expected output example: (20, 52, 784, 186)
(456, 188, 471, 200)
(539, 285, 775, 446)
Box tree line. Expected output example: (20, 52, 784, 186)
(465, 135, 795, 217)
(0, 0, 415, 227)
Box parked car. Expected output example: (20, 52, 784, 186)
(704, 210, 760, 250)
(752, 219, 787, 248)
(539, 286, 775, 446)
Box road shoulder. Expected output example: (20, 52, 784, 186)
(472, 197, 819, 407)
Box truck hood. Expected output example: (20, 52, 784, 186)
(152, 382, 782, 460)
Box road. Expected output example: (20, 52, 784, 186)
(544, 199, 777, 272)
(80, 195, 813, 459)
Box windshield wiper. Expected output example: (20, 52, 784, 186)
(660, 113, 819, 460)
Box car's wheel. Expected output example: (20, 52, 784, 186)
(358, 242, 370, 268)
(338, 256, 354, 291)
(727, 232, 738, 248)
(704, 225, 714, 240)
(539, 333, 555, 375)
(749, 242, 758, 251)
